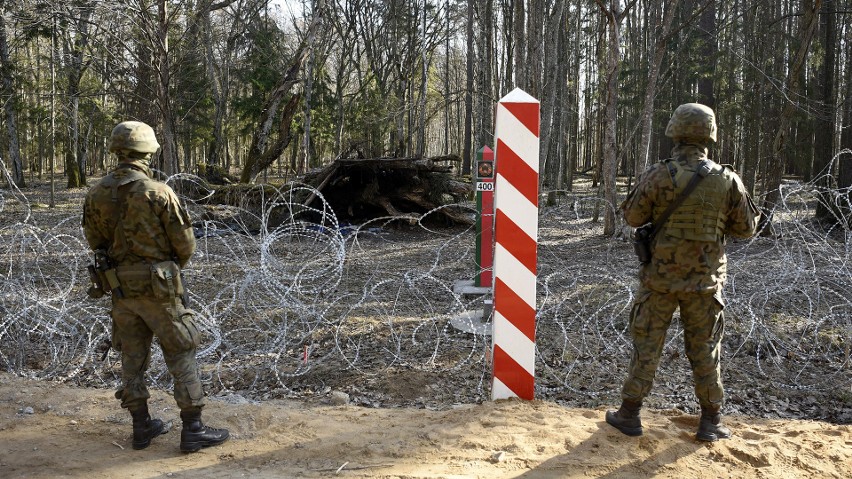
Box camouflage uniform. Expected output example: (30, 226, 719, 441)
(84, 121, 227, 452)
(82, 159, 204, 413)
(619, 142, 760, 409)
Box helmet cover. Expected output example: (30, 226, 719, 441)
(665, 103, 717, 142)
(109, 121, 160, 154)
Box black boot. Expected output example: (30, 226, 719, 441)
(180, 409, 230, 453)
(696, 406, 732, 442)
(130, 405, 168, 450)
(605, 399, 643, 436)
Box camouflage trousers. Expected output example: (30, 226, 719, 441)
(111, 296, 206, 412)
(620, 286, 726, 409)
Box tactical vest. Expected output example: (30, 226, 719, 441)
(655, 159, 730, 242)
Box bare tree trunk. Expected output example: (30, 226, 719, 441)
(741, 1, 764, 195)
(843, 12, 852, 158)
(303, 36, 314, 173)
(130, 37, 157, 126)
(567, 5, 582, 192)
(595, 0, 636, 236)
(540, 2, 566, 188)
(513, 0, 526, 89)
(462, 0, 474, 175)
(415, 1, 428, 158)
(201, 8, 226, 167)
(477, 0, 494, 150)
(155, 0, 179, 176)
(0, 2, 24, 187)
(696, 0, 716, 107)
(64, 94, 83, 188)
(840, 84, 852, 216)
(761, 0, 822, 235)
(526, 0, 543, 98)
(814, 0, 836, 221)
(546, 3, 569, 206)
(502, 0, 513, 94)
(82, 121, 92, 175)
(63, 3, 93, 188)
(327, 0, 357, 159)
(636, 0, 678, 176)
(443, 0, 450, 154)
(837, 5, 852, 222)
(49, 14, 57, 206)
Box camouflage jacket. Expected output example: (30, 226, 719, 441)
(621, 144, 760, 294)
(82, 160, 196, 267)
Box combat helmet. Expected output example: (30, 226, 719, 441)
(665, 103, 717, 143)
(109, 121, 160, 155)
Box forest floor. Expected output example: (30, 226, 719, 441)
(1, 174, 851, 478)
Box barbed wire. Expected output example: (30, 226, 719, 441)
(1, 155, 850, 418)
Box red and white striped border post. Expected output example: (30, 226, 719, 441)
(492, 88, 540, 400)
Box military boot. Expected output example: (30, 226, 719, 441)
(696, 406, 731, 442)
(605, 399, 643, 436)
(130, 405, 168, 450)
(180, 409, 230, 453)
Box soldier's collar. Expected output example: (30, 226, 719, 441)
(671, 144, 708, 161)
(116, 160, 152, 179)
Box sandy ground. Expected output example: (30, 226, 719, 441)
(0, 373, 849, 479)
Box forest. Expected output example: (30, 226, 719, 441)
(0, 0, 850, 232)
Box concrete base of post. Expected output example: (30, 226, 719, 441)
(448, 308, 492, 336)
(449, 280, 493, 335)
(452, 279, 491, 296)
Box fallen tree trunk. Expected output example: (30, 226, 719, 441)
(194, 154, 474, 230)
(301, 154, 474, 225)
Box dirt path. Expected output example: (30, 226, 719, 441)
(1, 373, 849, 478)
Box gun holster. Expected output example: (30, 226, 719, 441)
(633, 225, 654, 264)
(87, 264, 106, 299)
(90, 250, 124, 298)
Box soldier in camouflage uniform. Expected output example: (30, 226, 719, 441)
(82, 121, 229, 452)
(605, 104, 760, 441)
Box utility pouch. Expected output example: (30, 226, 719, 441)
(177, 308, 202, 349)
(159, 306, 202, 352)
(115, 264, 153, 297)
(633, 224, 654, 264)
(151, 261, 184, 301)
(86, 264, 106, 299)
